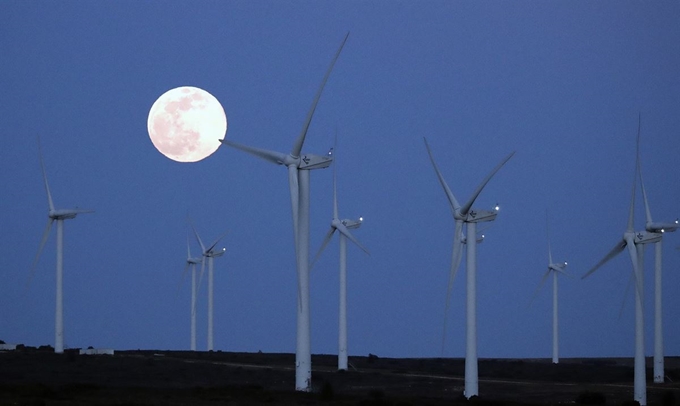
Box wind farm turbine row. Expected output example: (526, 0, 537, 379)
(580, 116, 678, 405)
(181, 225, 227, 352)
(423, 115, 676, 405)
(26, 33, 677, 406)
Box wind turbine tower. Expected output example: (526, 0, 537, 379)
(636, 115, 679, 383)
(183, 235, 203, 351)
(311, 146, 369, 371)
(582, 120, 662, 406)
(220, 34, 347, 391)
(424, 138, 514, 399)
(533, 214, 568, 364)
(192, 225, 227, 351)
(30, 139, 93, 353)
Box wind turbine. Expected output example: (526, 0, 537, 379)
(424, 137, 514, 399)
(311, 146, 369, 371)
(219, 33, 347, 391)
(182, 234, 203, 351)
(582, 123, 662, 406)
(636, 115, 679, 383)
(192, 225, 227, 351)
(532, 213, 568, 364)
(29, 139, 93, 354)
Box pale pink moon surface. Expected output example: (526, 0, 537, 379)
(147, 86, 227, 163)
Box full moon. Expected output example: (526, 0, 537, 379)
(147, 86, 227, 163)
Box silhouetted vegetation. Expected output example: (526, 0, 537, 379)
(319, 380, 334, 401)
(662, 390, 677, 406)
(575, 390, 606, 404)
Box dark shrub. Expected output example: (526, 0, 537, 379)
(368, 388, 385, 399)
(662, 391, 676, 406)
(575, 390, 606, 404)
(319, 381, 334, 401)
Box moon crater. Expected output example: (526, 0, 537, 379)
(147, 86, 227, 163)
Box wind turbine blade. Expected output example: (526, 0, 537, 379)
(626, 119, 639, 232)
(207, 231, 228, 253)
(291, 32, 349, 158)
(546, 210, 553, 265)
(336, 223, 370, 255)
(625, 238, 643, 302)
(637, 141, 654, 227)
(288, 166, 300, 249)
(176, 262, 190, 296)
(220, 139, 287, 165)
(582, 239, 626, 279)
(442, 219, 464, 354)
(288, 166, 302, 310)
(187, 233, 192, 259)
(27, 219, 53, 286)
(529, 269, 552, 307)
(191, 223, 206, 253)
(423, 137, 461, 211)
(460, 151, 515, 216)
(310, 227, 336, 271)
(37, 137, 55, 212)
(451, 221, 464, 288)
(333, 151, 339, 220)
(618, 271, 633, 320)
(196, 257, 206, 297)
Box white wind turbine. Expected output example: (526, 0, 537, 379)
(219, 33, 347, 391)
(424, 137, 514, 399)
(582, 123, 662, 406)
(182, 234, 203, 351)
(532, 213, 568, 364)
(29, 139, 93, 354)
(311, 147, 369, 371)
(636, 115, 679, 383)
(192, 225, 227, 351)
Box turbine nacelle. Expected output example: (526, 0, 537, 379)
(340, 217, 363, 230)
(48, 208, 93, 220)
(632, 230, 663, 245)
(298, 153, 333, 170)
(464, 207, 499, 223)
(207, 247, 226, 258)
(646, 219, 679, 234)
(461, 234, 484, 244)
(549, 261, 568, 273)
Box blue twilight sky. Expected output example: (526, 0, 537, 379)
(1, 1, 679, 360)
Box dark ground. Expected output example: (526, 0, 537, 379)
(1, 347, 680, 405)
